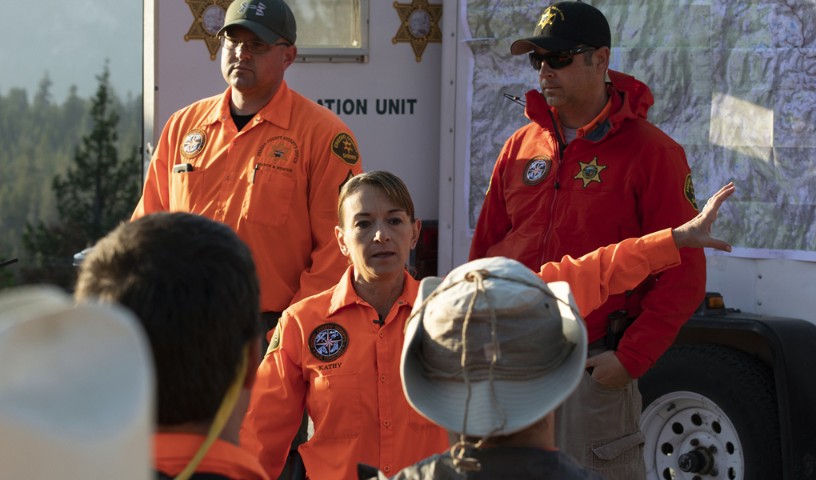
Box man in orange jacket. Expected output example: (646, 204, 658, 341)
(132, 0, 362, 331)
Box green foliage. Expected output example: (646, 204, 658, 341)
(0, 259, 17, 289)
(16, 63, 142, 290)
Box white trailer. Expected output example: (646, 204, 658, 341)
(145, 1, 816, 478)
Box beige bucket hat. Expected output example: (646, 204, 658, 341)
(401, 257, 587, 437)
(0, 286, 154, 479)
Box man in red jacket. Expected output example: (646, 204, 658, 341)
(469, 2, 706, 479)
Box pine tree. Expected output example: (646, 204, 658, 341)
(21, 63, 142, 289)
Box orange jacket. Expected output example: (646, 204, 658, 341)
(537, 229, 680, 318)
(133, 82, 362, 312)
(242, 228, 680, 479)
(154, 433, 269, 480)
(470, 71, 705, 378)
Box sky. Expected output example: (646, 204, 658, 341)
(0, 0, 142, 102)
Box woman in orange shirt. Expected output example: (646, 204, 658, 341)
(241, 171, 734, 479)
(242, 171, 449, 479)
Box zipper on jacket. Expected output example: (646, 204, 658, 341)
(540, 107, 567, 266)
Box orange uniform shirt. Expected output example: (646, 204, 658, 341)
(242, 268, 450, 479)
(133, 82, 362, 312)
(242, 228, 680, 479)
(154, 432, 269, 480)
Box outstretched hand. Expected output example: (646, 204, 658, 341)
(672, 182, 735, 251)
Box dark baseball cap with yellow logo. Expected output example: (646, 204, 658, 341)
(217, 0, 297, 45)
(510, 1, 610, 55)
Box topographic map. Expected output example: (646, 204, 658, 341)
(464, 0, 816, 257)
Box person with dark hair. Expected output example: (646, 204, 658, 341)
(75, 212, 267, 480)
(469, 2, 706, 478)
(132, 0, 362, 338)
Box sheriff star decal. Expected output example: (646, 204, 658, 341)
(184, 0, 232, 61)
(309, 323, 349, 362)
(392, 0, 442, 62)
(574, 157, 607, 188)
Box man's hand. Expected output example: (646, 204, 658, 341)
(672, 182, 735, 251)
(586, 350, 632, 388)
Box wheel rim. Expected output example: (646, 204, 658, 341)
(641, 390, 744, 480)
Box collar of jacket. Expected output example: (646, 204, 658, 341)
(523, 69, 654, 142)
(202, 81, 295, 130)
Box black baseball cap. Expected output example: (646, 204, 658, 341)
(217, 0, 297, 45)
(510, 1, 611, 55)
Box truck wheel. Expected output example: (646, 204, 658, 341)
(639, 344, 780, 480)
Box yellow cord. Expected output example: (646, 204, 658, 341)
(174, 344, 250, 480)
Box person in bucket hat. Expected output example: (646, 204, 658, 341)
(0, 286, 154, 479)
(362, 182, 736, 479)
(469, 2, 707, 477)
(394, 260, 603, 480)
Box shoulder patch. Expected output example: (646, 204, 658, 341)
(309, 323, 349, 362)
(684, 174, 699, 211)
(180, 128, 207, 159)
(266, 327, 282, 356)
(339, 170, 355, 194)
(522, 156, 552, 185)
(331, 132, 360, 165)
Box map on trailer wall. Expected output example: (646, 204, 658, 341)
(463, 0, 816, 259)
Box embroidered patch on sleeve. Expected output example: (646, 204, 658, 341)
(331, 132, 360, 165)
(684, 174, 699, 211)
(266, 326, 282, 356)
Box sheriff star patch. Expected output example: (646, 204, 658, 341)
(180, 128, 207, 159)
(331, 132, 360, 165)
(574, 157, 607, 188)
(523, 156, 552, 185)
(309, 323, 349, 362)
(684, 174, 699, 211)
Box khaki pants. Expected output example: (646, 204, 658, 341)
(555, 345, 646, 480)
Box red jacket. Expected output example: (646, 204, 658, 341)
(470, 70, 705, 378)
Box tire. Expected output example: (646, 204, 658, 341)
(639, 344, 780, 480)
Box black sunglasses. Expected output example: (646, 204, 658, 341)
(528, 47, 595, 70)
